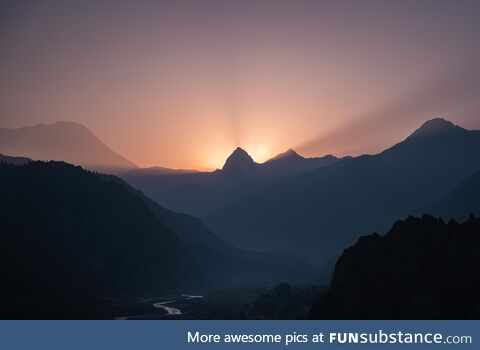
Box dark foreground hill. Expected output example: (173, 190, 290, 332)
(311, 215, 480, 319)
(0, 162, 197, 295)
(0, 161, 319, 318)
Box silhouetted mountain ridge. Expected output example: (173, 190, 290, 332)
(204, 118, 480, 263)
(0, 161, 192, 296)
(407, 117, 465, 139)
(0, 160, 320, 318)
(0, 153, 31, 165)
(123, 148, 343, 217)
(102, 172, 319, 280)
(267, 148, 303, 162)
(221, 147, 257, 175)
(0, 121, 136, 174)
(125, 166, 199, 177)
(311, 214, 480, 319)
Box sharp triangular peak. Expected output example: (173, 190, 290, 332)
(266, 148, 304, 162)
(221, 147, 257, 173)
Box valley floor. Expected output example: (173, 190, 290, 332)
(0, 284, 326, 320)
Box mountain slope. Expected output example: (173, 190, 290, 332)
(204, 118, 480, 263)
(0, 161, 196, 297)
(102, 174, 321, 283)
(0, 160, 320, 315)
(0, 153, 31, 165)
(311, 215, 480, 319)
(0, 121, 136, 173)
(418, 168, 480, 221)
(122, 148, 342, 217)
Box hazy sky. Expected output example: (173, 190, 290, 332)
(1, 0, 480, 169)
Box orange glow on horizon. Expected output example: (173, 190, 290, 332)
(180, 143, 274, 171)
(2, 1, 479, 170)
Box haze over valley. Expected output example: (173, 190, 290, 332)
(2, 0, 480, 320)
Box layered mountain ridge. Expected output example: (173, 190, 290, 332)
(0, 160, 318, 315)
(0, 121, 137, 174)
(123, 147, 343, 217)
(204, 118, 480, 263)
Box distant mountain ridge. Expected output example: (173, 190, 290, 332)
(262, 149, 341, 177)
(407, 118, 465, 139)
(123, 147, 343, 217)
(204, 118, 480, 263)
(0, 153, 31, 165)
(101, 172, 320, 282)
(0, 121, 136, 174)
(123, 166, 199, 176)
(418, 168, 480, 221)
(267, 148, 302, 162)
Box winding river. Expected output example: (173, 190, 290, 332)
(153, 301, 182, 315)
(116, 294, 204, 319)
(152, 294, 204, 315)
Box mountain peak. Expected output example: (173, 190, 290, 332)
(267, 148, 303, 162)
(0, 121, 137, 173)
(233, 147, 249, 155)
(221, 147, 256, 174)
(420, 117, 455, 129)
(284, 148, 301, 157)
(410, 118, 463, 139)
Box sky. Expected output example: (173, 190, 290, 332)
(1, 0, 480, 170)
